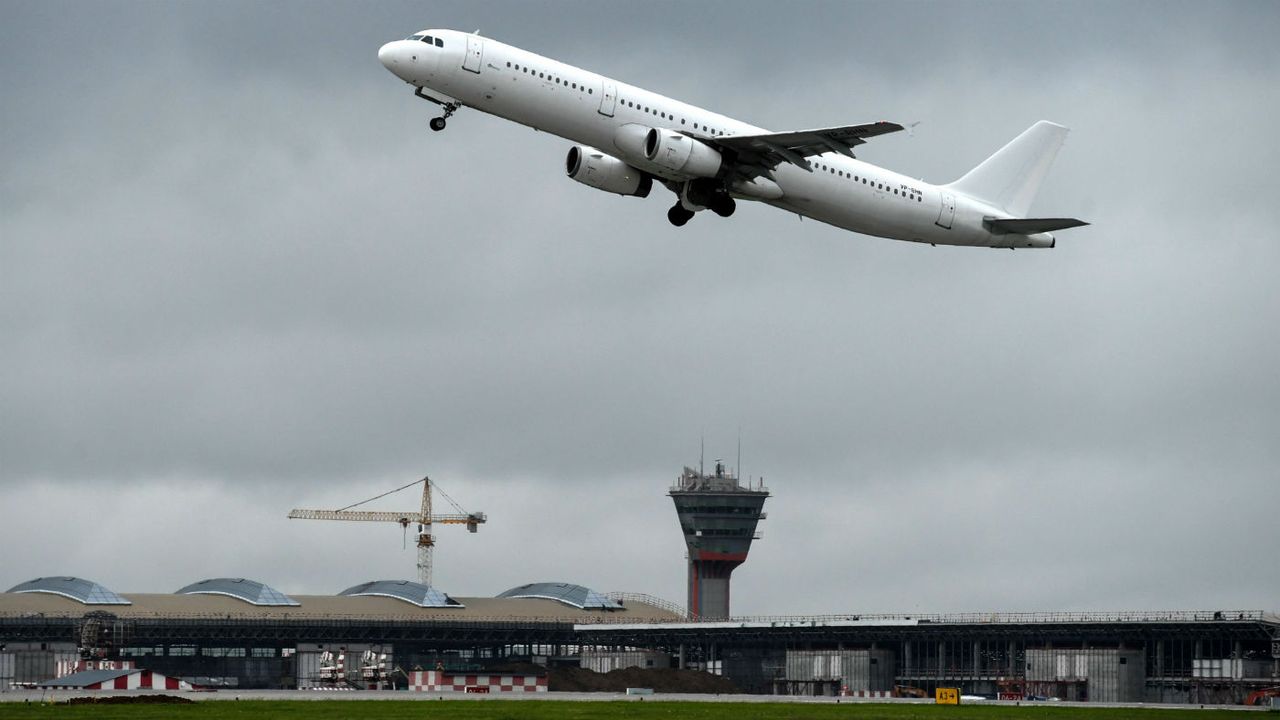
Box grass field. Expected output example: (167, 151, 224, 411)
(0, 700, 1260, 720)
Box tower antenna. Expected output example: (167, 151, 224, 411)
(737, 427, 742, 481)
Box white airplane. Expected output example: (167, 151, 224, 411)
(378, 29, 1087, 249)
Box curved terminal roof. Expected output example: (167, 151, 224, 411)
(497, 582, 623, 610)
(7, 576, 131, 605)
(339, 580, 462, 608)
(175, 578, 299, 606)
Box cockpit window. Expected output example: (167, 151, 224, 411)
(434, 37, 443, 48)
(407, 34, 424, 41)
(423, 35, 434, 44)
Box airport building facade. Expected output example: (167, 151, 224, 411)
(2, 576, 1277, 704)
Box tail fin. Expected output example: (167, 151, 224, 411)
(946, 121, 1069, 217)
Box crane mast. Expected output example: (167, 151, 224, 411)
(288, 476, 485, 587)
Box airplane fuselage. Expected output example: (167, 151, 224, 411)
(379, 30, 1061, 249)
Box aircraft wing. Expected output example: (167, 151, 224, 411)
(711, 121, 905, 173)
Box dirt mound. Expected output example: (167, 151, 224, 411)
(550, 666, 738, 694)
(66, 694, 194, 704)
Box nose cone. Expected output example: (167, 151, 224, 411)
(378, 41, 398, 70)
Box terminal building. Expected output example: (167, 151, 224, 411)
(1, 575, 1276, 703)
(2, 465, 1277, 704)
(0, 576, 677, 690)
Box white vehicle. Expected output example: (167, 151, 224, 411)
(378, 30, 1087, 249)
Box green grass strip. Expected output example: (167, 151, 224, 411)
(0, 700, 1255, 720)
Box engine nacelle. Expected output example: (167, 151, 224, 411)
(612, 123, 651, 162)
(565, 145, 652, 197)
(644, 128, 722, 178)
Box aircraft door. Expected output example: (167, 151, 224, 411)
(598, 81, 616, 117)
(936, 192, 955, 229)
(463, 35, 484, 73)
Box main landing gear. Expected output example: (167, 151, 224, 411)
(667, 204, 695, 227)
(711, 196, 736, 218)
(666, 196, 735, 227)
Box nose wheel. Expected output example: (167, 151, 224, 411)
(415, 87, 459, 132)
(429, 103, 458, 132)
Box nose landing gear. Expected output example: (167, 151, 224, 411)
(429, 103, 458, 131)
(415, 87, 459, 132)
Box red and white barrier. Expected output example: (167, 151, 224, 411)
(840, 688, 893, 698)
(407, 670, 547, 693)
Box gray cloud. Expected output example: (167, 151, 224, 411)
(2, 1, 1277, 614)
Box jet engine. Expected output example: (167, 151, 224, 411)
(644, 128, 722, 178)
(565, 145, 652, 197)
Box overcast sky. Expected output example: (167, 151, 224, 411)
(2, 1, 1277, 616)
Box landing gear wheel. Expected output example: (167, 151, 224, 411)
(667, 204, 695, 227)
(429, 117, 447, 132)
(711, 196, 737, 218)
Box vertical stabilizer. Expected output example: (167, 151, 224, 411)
(946, 121, 1069, 217)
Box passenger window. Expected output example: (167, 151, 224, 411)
(506, 62, 511, 67)
(588, 88, 592, 93)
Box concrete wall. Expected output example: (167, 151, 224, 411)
(1192, 658, 1274, 679)
(0, 642, 78, 688)
(1026, 648, 1144, 702)
(580, 650, 671, 673)
(784, 649, 895, 692)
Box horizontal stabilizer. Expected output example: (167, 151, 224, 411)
(984, 217, 1089, 234)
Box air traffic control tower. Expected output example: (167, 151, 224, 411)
(670, 461, 769, 620)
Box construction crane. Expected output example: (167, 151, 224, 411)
(288, 476, 485, 587)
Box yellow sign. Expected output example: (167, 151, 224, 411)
(935, 687, 960, 705)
